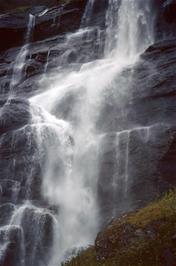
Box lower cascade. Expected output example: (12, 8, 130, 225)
(1, 0, 176, 265)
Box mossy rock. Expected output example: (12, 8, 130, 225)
(64, 190, 176, 266)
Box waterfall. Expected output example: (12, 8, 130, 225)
(10, 14, 35, 92)
(29, 0, 154, 264)
(0, 0, 155, 265)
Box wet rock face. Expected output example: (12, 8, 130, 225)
(97, 38, 176, 226)
(153, 0, 176, 40)
(0, 98, 31, 134)
(0, 0, 106, 98)
(16, 206, 55, 266)
(0, 207, 56, 266)
(0, 0, 58, 11)
(0, 98, 43, 204)
(0, 225, 23, 266)
(0, 203, 16, 225)
(0, 121, 56, 265)
(0, 1, 88, 53)
(82, 0, 109, 28)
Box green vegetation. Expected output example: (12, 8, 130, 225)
(64, 190, 176, 266)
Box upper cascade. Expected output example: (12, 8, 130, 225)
(105, 0, 154, 59)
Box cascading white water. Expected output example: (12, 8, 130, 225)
(115, 0, 153, 58)
(81, 0, 95, 27)
(30, 0, 154, 264)
(10, 14, 35, 92)
(105, 0, 153, 59)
